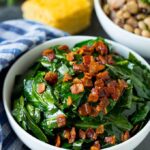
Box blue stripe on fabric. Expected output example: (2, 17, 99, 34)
(0, 37, 5, 43)
(16, 39, 33, 47)
(36, 28, 58, 37)
(0, 24, 26, 35)
(0, 48, 22, 56)
(0, 58, 8, 65)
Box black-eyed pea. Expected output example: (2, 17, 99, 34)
(144, 17, 150, 28)
(107, 0, 125, 9)
(122, 11, 131, 19)
(138, 21, 147, 30)
(126, 17, 138, 28)
(116, 10, 124, 19)
(103, 4, 110, 15)
(136, 14, 146, 21)
(123, 24, 134, 32)
(141, 30, 150, 38)
(134, 28, 141, 35)
(126, 1, 138, 14)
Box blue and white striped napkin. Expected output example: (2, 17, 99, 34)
(0, 19, 68, 150)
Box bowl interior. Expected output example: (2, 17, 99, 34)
(3, 36, 150, 150)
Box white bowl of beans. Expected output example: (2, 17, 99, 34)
(94, 0, 150, 58)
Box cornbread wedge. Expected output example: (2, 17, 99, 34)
(22, 0, 93, 34)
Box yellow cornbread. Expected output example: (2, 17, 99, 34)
(22, 0, 93, 34)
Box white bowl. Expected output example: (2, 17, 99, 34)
(94, 0, 150, 58)
(3, 36, 150, 150)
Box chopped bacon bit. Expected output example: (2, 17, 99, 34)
(106, 55, 115, 65)
(86, 128, 97, 140)
(95, 79, 104, 89)
(55, 135, 61, 147)
(90, 107, 99, 117)
(79, 129, 86, 139)
(121, 131, 130, 142)
(73, 63, 86, 72)
(37, 83, 45, 94)
(82, 77, 93, 87)
(63, 73, 72, 82)
(83, 55, 94, 66)
(56, 114, 66, 127)
(66, 52, 74, 61)
(69, 127, 76, 143)
(90, 141, 101, 150)
(95, 41, 108, 55)
(96, 125, 104, 135)
(98, 55, 107, 64)
(96, 71, 110, 80)
(89, 60, 105, 75)
(96, 97, 109, 114)
(88, 88, 99, 102)
(73, 78, 82, 84)
(58, 45, 70, 52)
(42, 49, 55, 61)
(63, 129, 70, 140)
(78, 103, 92, 116)
(77, 45, 94, 55)
(118, 79, 128, 92)
(70, 83, 84, 94)
(45, 71, 58, 85)
(105, 135, 116, 145)
(84, 72, 92, 79)
(67, 96, 73, 106)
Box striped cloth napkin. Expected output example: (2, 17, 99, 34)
(0, 19, 68, 150)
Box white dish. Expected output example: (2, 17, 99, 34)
(94, 0, 150, 58)
(3, 36, 150, 150)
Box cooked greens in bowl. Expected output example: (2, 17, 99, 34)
(12, 38, 150, 150)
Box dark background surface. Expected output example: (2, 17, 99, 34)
(0, 6, 150, 150)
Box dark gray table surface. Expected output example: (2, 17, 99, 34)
(0, 6, 149, 150)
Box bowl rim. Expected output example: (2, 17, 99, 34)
(94, 0, 150, 41)
(3, 36, 150, 150)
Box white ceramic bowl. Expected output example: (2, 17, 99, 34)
(94, 0, 150, 58)
(3, 36, 150, 150)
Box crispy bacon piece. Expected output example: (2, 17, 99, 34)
(88, 88, 99, 102)
(96, 97, 109, 114)
(89, 60, 105, 75)
(69, 127, 76, 143)
(83, 55, 94, 66)
(95, 41, 108, 55)
(56, 114, 66, 127)
(67, 96, 73, 106)
(79, 129, 86, 139)
(105, 135, 116, 145)
(81, 72, 93, 87)
(63, 129, 70, 140)
(70, 83, 84, 94)
(77, 45, 94, 55)
(73, 63, 86, 72)
(106, 55, 115, 65)
(121, 131, 130, 142)
(37, 83, 45, 94)
(98, 55, 107, 64)
(44, 71, 58, 85)
(55, 135, 61, 147)
(78, 103, 92, 116)
(66, 52, 74, 61)
(90, 141, 101, 150)
(96, 125, 104, 135)
(84, 72, 92, 79)
(73, 78, 82, 84)
(42, 49, 55, 61)
(118, 79, 128, 92)
(86, 128, 97, 140)
(95, 79, 104, 89)
(63, 73, 72, 82)
(96, 71, 110, 80)
(58, 45, 70, 52)
(90, 107, 99, 117)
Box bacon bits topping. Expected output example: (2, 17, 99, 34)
(96, 125, 104, 135)
(90, 141, 101, 150)
(44, 71, 58, 85)
(88, 88, 99, 102)
(95, 41, 108, 55)
(83, 55, 93, 66)
(63, 129, 70, 140)
(86, 128, 97, 140)
(55, 135, 61, 147)
(73, 63, 85, 72)
(56, 114, 66, 127)
(37, 83, 45, 94)
(58, 45, 70, 52)
(79, 129, 86, 139)
(42, 49, 55, 61)
(63, 73, 72, 82)
(69, 127, 76, 143)
(67, 96, 73, 106)
(121, 131, 130, 142)
(105, 135, 116, 145)
(78, 103, 92, 116)
(70, 83, 84, 94)
(96, 71, 110, 80)
(66, 52, 74, 61)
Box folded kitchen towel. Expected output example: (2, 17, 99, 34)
(0, 19, 68, 150)
(0, 19, 68, 72)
